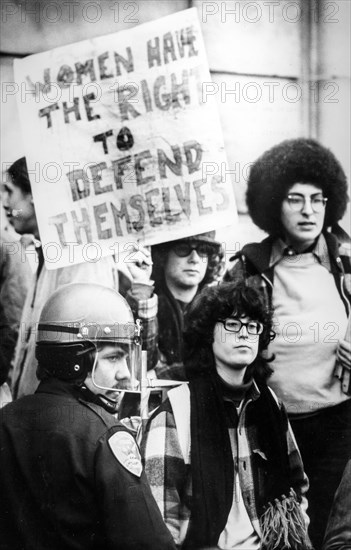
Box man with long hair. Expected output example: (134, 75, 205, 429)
(141, 281, 311, 549)
(150, 231, 224, 379)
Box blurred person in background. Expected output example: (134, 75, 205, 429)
(2, 157, 156, 399)
(0, 221, 32, 406)
(322, 459, 351, 550)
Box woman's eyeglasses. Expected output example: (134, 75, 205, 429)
(218, 318, 263, 335)
(285, 193, 328, 213)
(172, 242, 215, 258)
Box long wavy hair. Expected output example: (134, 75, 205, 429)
(246, 138, 349, 236)
(151, 238, 224, 290)
(184, 281, 275, 382)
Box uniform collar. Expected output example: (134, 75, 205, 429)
(36, 378, 82, 398)
(36, 378, 118, 413)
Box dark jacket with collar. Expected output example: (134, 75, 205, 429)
(156, 281, 188, 365)
(0, 378, 176, 550)
(152, 280, 197, 381)
(224, 232, 351, 316)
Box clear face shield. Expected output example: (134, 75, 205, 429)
(81, 319, 142, 407)
(89, 342, 140, 394)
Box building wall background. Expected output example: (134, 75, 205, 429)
(1, 0, 350, 253)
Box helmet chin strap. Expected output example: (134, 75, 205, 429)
(95, 392, 122, 414)
(79, 351, 121, 414)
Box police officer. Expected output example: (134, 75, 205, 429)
(0, 283, 176, 550)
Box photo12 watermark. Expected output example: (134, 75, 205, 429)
(1, 1, 139, 24)
(201, 1, 339, 24)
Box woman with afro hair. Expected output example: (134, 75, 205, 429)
(224, 138, 351, 549)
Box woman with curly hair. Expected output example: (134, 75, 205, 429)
(141, 282, 312, 549)
(225, 138, 351, 548)
(150, 231, 224, 379)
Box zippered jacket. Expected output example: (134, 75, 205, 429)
(224, 232, 351, 317)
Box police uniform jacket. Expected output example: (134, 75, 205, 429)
(0, 378, 176, 550)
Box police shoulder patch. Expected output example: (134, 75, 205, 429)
(108, 430, 142, 477)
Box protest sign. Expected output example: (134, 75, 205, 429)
(14, 8, 237, 269)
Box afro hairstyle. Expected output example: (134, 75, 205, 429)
(246, 138, 349, 236)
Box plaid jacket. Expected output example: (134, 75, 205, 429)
(141, 382, 309, 548)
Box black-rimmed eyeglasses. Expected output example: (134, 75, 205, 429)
(217, 318, 263, 335)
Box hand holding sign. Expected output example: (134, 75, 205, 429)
(14, 8, 237, 270)
(124, 243, 153, 285)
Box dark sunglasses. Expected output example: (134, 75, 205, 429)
(172, 242, 215, 258)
